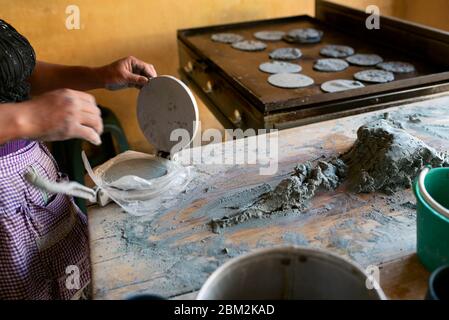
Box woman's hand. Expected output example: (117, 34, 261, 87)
(18, 89, 103, 145)
(98, 56, 157, 90)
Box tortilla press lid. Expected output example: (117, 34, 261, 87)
(137, 75, 199, 154)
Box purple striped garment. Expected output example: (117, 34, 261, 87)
(0, 141, 90, 299)
(0, 140, 31, 157)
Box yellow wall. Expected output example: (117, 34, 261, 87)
(330, 0, 400, 15)
(332, 0, 449, 30)
(400, 0, 449, 31)
(0, 0, 414, 152)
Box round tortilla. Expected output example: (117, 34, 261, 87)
(321, 79, 365, 93)
(211, 33, 244, 44)
(269, 48, 302, 60)
(320, 45, 355, 58)
(254, 31, 285, 41)
(232, 40, 267, 51)
(314, 58, 349, 72)
(268, 73, 314, 89)
(377, 61, 416, 74)
(259, 61, 302, 74)
(284, 28, 323, 44)
(354, 69, 395, 83)
(346, 54, 383, 66)
(104, 158, 168, 183)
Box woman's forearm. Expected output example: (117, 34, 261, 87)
(29, 57, 157, 95)
(0, 103, 27, 144)
(29, 61, 104, 95)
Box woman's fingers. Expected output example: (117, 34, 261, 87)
(69, 90, 100, 115)
(131, 57, 157, 78)
(126, 72, 149, 88)
(60, 89, 103, 143)
(102, 57, 157, 91)
(142, 63, 157, 78)
(59, 88, 100, 116)
(79, 111, 103, 135)
(79, 99, 101, 116)
(65, 91, 103, 144)
(20, 89, 105, 145)
(65, 88, 97, 104)
(73, 124, 102, 146)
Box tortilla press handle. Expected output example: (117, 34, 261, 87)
(24, 168, 109, 206)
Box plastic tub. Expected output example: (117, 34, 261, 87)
(413, 166, 449, 271)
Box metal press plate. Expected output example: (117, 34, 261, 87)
(137, 75, 199, 153)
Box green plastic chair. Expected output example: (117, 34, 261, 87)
(52, 106, 129, 212)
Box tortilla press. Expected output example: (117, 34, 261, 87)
(25, 75, 199, 215)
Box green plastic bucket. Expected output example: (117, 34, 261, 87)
(413, 166, 449, 272)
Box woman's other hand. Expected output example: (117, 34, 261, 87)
(19, 89, 103, 145)
(98, 56, 157, 90)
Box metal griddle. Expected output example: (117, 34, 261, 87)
(177, 0, 449, 130)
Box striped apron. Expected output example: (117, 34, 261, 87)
(0, 141, 90, 299)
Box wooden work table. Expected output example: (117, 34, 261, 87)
(88, 94, 449, 300)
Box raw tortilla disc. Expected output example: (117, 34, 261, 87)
(259, 61, 302, 74)
(104, 158, 168, 183)
(346, 54, 383, 66)
(284, 28, 323, 44)
(320, 45, 355, 58)
(269, 48, 302, 60)
(314, 58, 349, 72)
(254, 31, 285, 41)
(268, 73, 314, 89)
(232, 40, 267, 51)
(354, 69, 395, 83)
(377, 61, 416, 74)
(211, 33, 244, 44)
(321, 79, 365, 93)
(283, 35, 322, 44)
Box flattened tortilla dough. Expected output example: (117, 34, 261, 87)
(377, 61, 416, 74)
(314, 58, 349, 72)
(268, 73, 314, 89)
(284, 28, 323, 44)
(211, 33, 244, 44)
(232, 40, 267, 51)
(320, 45, 355, 58)
(321, 79, 365, 93)
(254, 31, 285, 41)
(104, 158, 168, 183)
(354, 69, 395, 83)
(259, 61, 302, 74)
(346, 54, 383, 66)
(269, 48, 302, 60)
